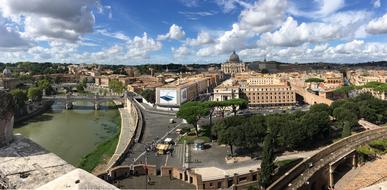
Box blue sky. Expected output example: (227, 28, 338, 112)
(0, 0, 387, 64)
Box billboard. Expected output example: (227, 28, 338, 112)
(159, 89, 177, 105)
(180, 88, 188, 103)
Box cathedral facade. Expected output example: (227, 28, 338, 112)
(221, 51, 247, 76)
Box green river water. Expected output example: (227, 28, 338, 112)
(14, 101, 120, 166)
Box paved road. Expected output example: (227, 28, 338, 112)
(121, 104, 186, 169)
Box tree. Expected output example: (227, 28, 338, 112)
(177, 101, 209, 136)
(359, 105, 378, 123)
(227, 98, 248, 116)
(259, 133, 276, 188)
(300, 111, 330, 143)
(280, 120, 306, 150)
(217, 126, 243, 155)
(76, 78, 87, 93)
(329, 99, 348, 115)
(341, 122, 352, 138)
(333, 107, 358, 124)
(309, 103, 330, 114)
(305, 78, 325, 83)
(108, 79, 125, 94)
(140, 89, 156, 104)
(36, 78, 54, 95)
(10, 89, 27, 108)
(333, 85, 356, 98)
(28, 87, 42, 102)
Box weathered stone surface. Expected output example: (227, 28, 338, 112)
(0, 91, 15, 147)
(0, 134, 75, 189)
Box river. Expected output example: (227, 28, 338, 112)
(14, 101, 120, 166)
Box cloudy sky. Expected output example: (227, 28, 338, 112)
(0, 0, 387, 65)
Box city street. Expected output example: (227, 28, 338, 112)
(121, 102, 188, 169)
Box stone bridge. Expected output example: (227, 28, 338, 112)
(43, 95, 124, 110)
(268, 126, 387, 190)
(290, 83, 333, 106)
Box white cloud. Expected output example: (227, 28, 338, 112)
(260, 17, 340, 47)
(289, 0, 345, 19)
(366, 13, 387, 34)
(239, 0, 287, 33)
(215, 0, 251, 13)
(127, 32, 162, 59)
(0, 0, 106, 42)
(179, 0, 200, 7)
(373, 0, 381, 8)
(97, 29, 130, 41)
(186, 31, 213, 46)
(178, 11, 217, 20)
(259, 11, 371, 47)
(157, 24, 186, 41)
(314, 0, 345, 17)
(0, 24, 30, 49)
(197, 23, 250, 57)
(172, 46, 191, 58)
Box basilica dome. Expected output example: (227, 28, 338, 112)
(229, 51, 240, 63)
(2, 68, 11, 77)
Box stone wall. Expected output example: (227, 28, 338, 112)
(0, 91, 15, 147)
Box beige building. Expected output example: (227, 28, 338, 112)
(242, 79, 296, 107)
(155, 76, 212, 108)
(347, 69, 387, 86)
(213, 74, 296, 107)
(213, 79, 240, 101)
(95, 75, 128, 88)
(221, 51, 247, 76)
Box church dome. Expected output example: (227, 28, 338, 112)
(2, 68, 11, 77)
(229, 51, 240, 63)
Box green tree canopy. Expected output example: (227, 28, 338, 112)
(36, 78, 54, 95)
(140, 89, 156, 104)
(177, 101, 209, 136)
(108, 79, 125, 94)
(27, 87, 42, 102)
(259, 133, 276, 188)
(305, 78, 325, 83)
(309, 103, 330, 114)
(10, 89, 27, 108)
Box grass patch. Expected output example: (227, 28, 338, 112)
(177, 125, 212, 144)
(78, 133, 119, 172)
(78, 111, 121, 172)
(356, 145, 379, 156)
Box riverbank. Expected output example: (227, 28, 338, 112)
(14, 100, 54, 124)
(78, 111, 121, 172)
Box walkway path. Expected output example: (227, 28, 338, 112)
(105, 107, 136, 170)
(335, 154, 387, 190)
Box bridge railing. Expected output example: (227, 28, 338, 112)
(42, 95, 122, 100)
(268, 127, 387, 190)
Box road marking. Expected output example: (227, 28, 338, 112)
(132, 122, 184, 163)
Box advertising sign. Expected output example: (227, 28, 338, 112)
(159, 89, 177, 105)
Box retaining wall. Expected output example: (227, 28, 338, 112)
(103, 98, 141, 172)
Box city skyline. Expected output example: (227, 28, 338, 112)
(0, 0, 387, 65)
